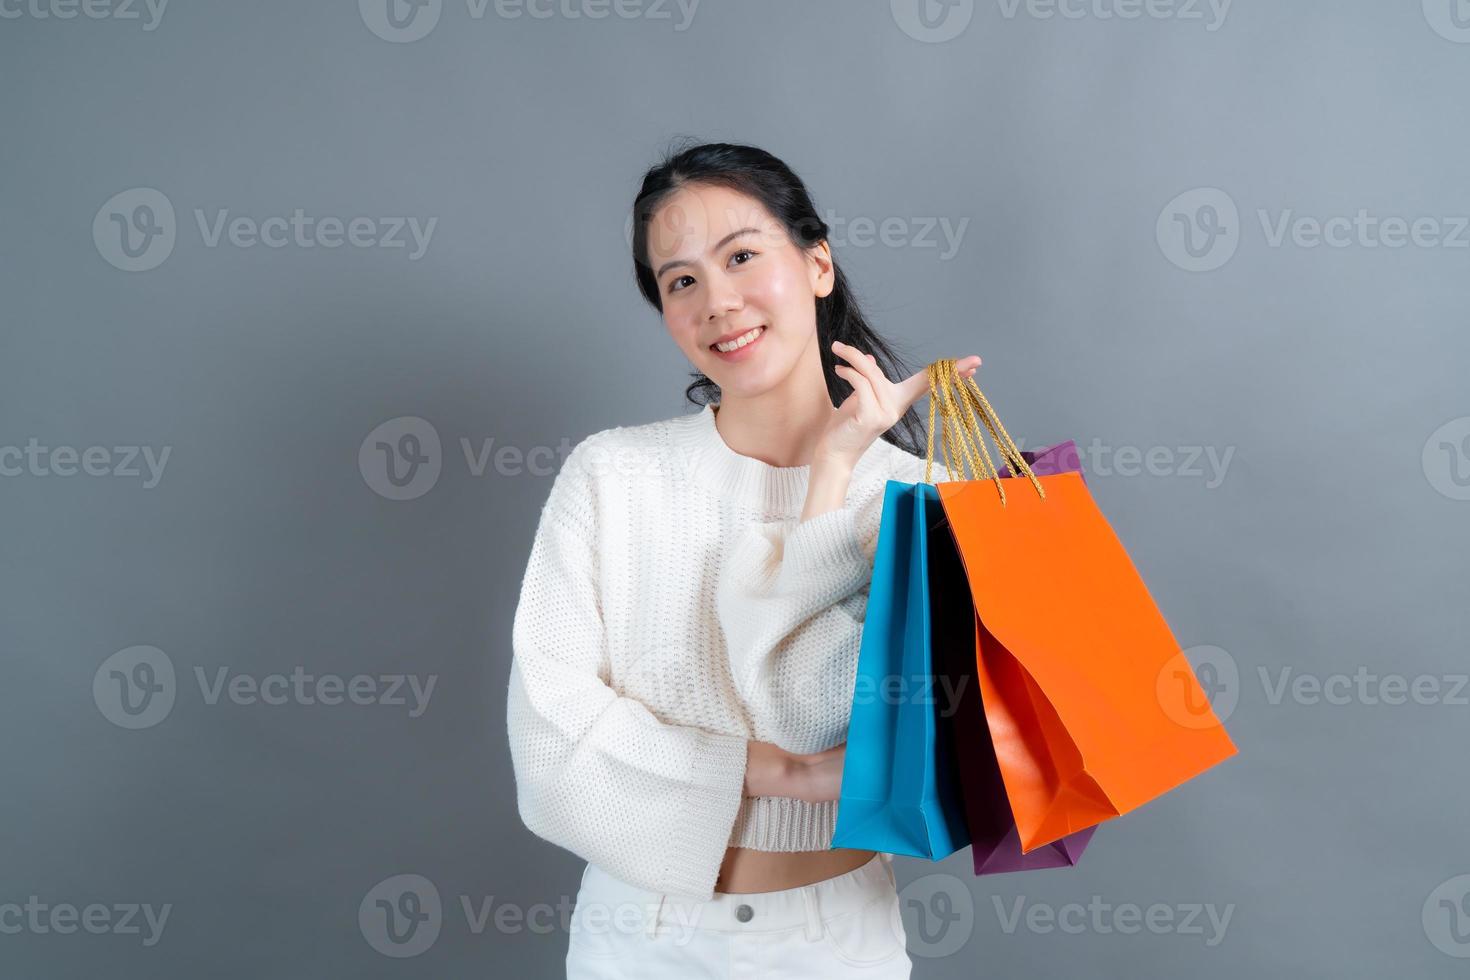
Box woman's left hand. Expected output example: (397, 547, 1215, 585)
(815, 340, 981, 471)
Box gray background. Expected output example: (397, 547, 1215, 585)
(3, 0, 1468, 976)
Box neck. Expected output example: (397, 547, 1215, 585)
(712, 335, 834, 468)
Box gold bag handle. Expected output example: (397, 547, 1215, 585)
(923, 359, 1046, 506)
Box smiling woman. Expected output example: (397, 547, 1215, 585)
(507, 140, 978, 979)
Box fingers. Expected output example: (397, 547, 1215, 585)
(832, 340, 887, 388)
(833, 342, 984, 417)
(898, 355, 981, 411)
(832, 340, 894, 416)
(832, 362, 878, 416)
(892, 368, 931, 413)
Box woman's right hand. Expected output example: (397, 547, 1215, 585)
(815, 341, 981, 472)
(744, 740, 846, 803)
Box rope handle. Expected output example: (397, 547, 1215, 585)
(922, 359, 1046, 505)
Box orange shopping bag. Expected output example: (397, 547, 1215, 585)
(921, 360, 1238, 853)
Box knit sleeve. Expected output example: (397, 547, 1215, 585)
(506, 440, 749, 901)
(713, 449, 958, 745)
(713, 504, 875, 748)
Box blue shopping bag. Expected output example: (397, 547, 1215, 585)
(830, 479, 970, 860)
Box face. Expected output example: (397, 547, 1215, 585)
(646, 183, 834, 399)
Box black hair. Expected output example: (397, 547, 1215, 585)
(629, 139, 928, 457)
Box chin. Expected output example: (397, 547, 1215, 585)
(703, 365, 757, 390)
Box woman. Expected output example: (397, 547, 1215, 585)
(506, 141, 978, 978)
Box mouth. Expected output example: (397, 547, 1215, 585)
(709, 325, 766, 360)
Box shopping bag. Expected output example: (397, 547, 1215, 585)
(927, 438, 1098, 875)
(996, 441, 1085, 484)
(829, 478, 970, 860)
(925, 361, 1238, 854)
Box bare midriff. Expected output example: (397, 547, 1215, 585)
(713, 846, 877, 894)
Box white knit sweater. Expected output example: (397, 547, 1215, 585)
(505, 402, 948, 900)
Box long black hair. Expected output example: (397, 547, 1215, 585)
(630, 140, 928, 457)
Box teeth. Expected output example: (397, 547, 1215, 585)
(715, 326, 764, 352)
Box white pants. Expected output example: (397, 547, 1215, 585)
(565, 853, 912, 978)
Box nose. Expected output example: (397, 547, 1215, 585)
(702, 273, 743, 322)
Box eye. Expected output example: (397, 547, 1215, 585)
(666, 249, 756, 295)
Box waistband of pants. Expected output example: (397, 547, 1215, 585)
(575, 853, 896, 942)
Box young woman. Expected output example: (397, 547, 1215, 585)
(507, 141, 978, 978)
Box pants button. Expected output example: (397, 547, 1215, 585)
(735, 904, 754, 923)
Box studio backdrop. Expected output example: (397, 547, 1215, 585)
(3, 1, 1468, 977)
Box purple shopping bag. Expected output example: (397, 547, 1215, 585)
(931, 441, 1097, 875)
(995, 440, 1087, 484)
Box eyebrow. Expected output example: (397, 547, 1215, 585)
(654, 226, 761, 281)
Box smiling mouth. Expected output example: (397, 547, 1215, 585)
(710, 325, 766, 352)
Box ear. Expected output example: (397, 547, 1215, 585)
(806, 239, 835, 299)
